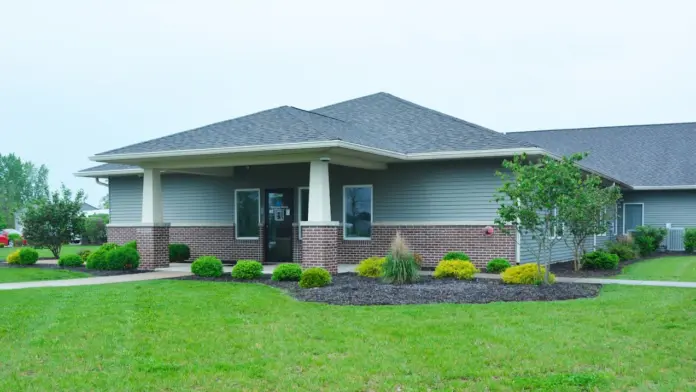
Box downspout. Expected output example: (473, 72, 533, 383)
(95, 178, 108, 187)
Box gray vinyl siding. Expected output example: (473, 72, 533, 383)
(162, 175, 235, 224)
(519, 232, 597, 264)
(109, 176, 143, 223)
(620, 190, 696, 232)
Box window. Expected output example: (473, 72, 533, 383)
(298, 187, 309, 239)
(623, 203, 644, 234)
(343, 185, 373, 239)
(550, 207, 562, 238)
(235, 189, 260, 239)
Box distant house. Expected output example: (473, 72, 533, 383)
(75, 92, 696, 270)
(81, 202, 98, 212)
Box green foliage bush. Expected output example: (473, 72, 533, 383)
(58, 254, 84, 267)
(82, 215, 108, 244)
(684, 228, 696, 253)
(0, 243, 4, 248)
(231, 260, 263, 279)
(605, 238, 638, 261)
(86, 243, 120, 270)
(382, 233, 420, 284)
(299, 267, 332, 288)
(168, 244, 191, 262)
(501, 263, 556, 285)
(442, 251, 470, 261)
(271, 263, 303, 281)
(356, 256, 387, 278)
(487, 258, 512, 273)
(105, 246, 140, 270)
(124, 241, 137, 250)
(633, 226, 668, 256)
(433, 259, 478, 280)
(582, 250, 619, 270)
(77, 249, 92, 262)
(17, 248, 39, 265)
(191, 256, 223, 277)
(6, 250, 21, 264)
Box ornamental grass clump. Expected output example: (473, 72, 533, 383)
(382, 232, 420, 284)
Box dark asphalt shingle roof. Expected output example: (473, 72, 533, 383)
(510, 122, 696, 187)
(94, 93, 531, 157)
(78, 163, 140, 173)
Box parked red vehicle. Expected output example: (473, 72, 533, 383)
(0, 229, 27, 247)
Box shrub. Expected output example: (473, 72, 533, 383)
(17, 248, 39, 265)
(684, 228, 696, 253)
(82, 215, 108, 244)
(191, 256, 223, 277)
(77, 249, 92, 262)
(442, 251, 470, 261)
(433, 260, 478, 280)
(413, 252, 424, 266)
(124, 241, 137, 250)
(231, 260, 263, 279)
(299, 267, 332, 288)
(356, 256, 387, 278)
(86, 243, 119, 270)
(605, 240, 638, 261)
(169, 243, 191, 262)
(487, 258, 512, 273)
(382, 232, 420, 284)
(6, 250, 21, 264)
(633, 226, 668, 256)
(501, 263, 556, 285)
(271, 263, 303, 281)
(582, 250, 619, 270)
(105, 246, 140, 270)
(58, 254, 84, 267)
(0, 243, 4, 248)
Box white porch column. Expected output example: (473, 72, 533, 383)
(307, 160, 331, 222)
(141, 168, 164, 224)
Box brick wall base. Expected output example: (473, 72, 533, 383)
(136, 226, 170, 270)
(301, 225, 339, 273)
(107, 227, 138, 245)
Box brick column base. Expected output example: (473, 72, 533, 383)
(301, 225, 339, 274)
(137, 225, 170, 270)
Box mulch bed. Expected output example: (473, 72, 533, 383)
(0, 262, 151, 277)
(550, 252, 690, 278)
(172, 273, 601, 306)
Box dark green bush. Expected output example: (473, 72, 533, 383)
(633, 226, 668, 256)
(231, 260, 263, 279)
(271, 263, 303, 281)
(168, 243, 191, 262)
(487, 258, 511, 273)
(443, 251, 470, 261)
(124, 241, 137, 250)
(105, 246, 140, 270)
(58, 254, 84, 267)
(582, 250, 620, 270)
(684, 228, 696, 253)
(0, 243, 4, 248)
(299, 267, 332, 288)
(383, 233, 420, 284)
(18, 248, 39, 265)
(86, 243, 120, 269)
(604, 236, 638, 261)
(191, 256, 223, 277)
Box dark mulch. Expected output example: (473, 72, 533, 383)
(551, 252, 690, 278)
(172, 273, 600, 306)
(0, 262, 152, 276)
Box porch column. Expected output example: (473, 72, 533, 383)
(137, 168, 170, 270)
(302, 160, 339, 273)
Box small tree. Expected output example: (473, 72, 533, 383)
(560, 178, 622, 271)
(494, 153, 584, 284)
(21, 186, 87, 258)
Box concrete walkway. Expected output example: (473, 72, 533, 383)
(0, 271, 192, 291)
(474, 272, 696, 287)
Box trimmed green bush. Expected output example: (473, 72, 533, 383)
(433, 259, 478, 280)
(356, 256, 387, 278)
(86, 243, 120, 270)
(105, 246, 140, 270)
(633, 226, 668, 256)
(124, 241, 137, 250)
(169, 243, 191, 262)
(191, 256, 223, 277)
(487, 258, 511, 273)
(299, 267, 332, 288)
(231, 260, 263, 279)
(17, 248, 39, 265)
(501, 264, 556, 285)
(684, 228, 696, 253)
(583, 250, 619, 270)
(605, 240, 638, 261)
(443, 251, 470, 261)
(383, 233, 420, 284)
(271, 263, 303, 281)
(58, 254, 84, 267)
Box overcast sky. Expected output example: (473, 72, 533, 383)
(1, 0, 695, 205)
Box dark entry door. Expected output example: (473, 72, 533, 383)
(265, 188, 295, 263)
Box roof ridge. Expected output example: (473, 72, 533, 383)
(281, 106, 343, 142)
(514, 121, 696, 134)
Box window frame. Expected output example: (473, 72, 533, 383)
(622, 202, 645, 235)
(342, 184, 374, 241)
(234, 188, 261, 240)
(297, 186, 309, 240)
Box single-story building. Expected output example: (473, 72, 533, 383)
(76, 92, 696, 270)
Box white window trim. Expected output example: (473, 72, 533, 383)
(548, 208, 562, 239)
(622, 202, 644, 235)
(298, 186, 308, 240)
(342, 184, 373, 240)
(235, 188, 261, 240)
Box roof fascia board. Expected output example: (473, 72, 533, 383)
(632, 185, 696, 190)
(74, 169, 143, 177)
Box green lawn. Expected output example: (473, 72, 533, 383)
(620, 256, 696, 282)
(1, 281, 695, 391)
(0, 244, 99, 261)
(0, 268, 90, 283)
